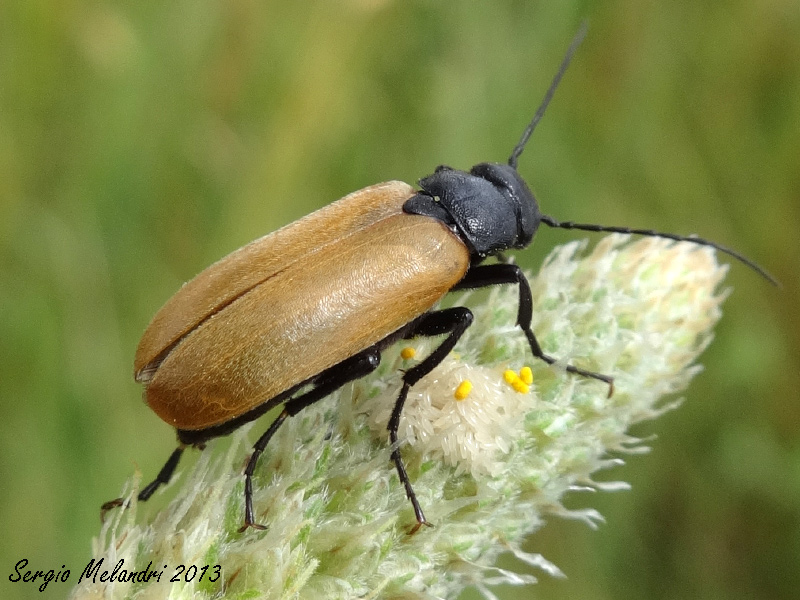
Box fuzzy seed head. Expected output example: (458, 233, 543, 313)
(76, 236, 729, 600)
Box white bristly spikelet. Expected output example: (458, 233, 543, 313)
(73, 235, 728, 600)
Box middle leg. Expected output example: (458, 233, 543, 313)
(389, 306, 474, 532)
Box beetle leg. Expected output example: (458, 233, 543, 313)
(139, 445, 186, 501)
(239, 410, 288, 532)
(239, 349, 381, 533)
(101, 446, 185, 520)
(454, 264, 614, 397)
(392, 307, 474, 533)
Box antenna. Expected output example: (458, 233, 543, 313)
(540, 216, 779, 285)
(508, 21, 588, 169)
(507, 23, 777, 286)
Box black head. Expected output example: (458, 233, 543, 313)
(404, 163, 541, 258)
(403, 24, 586, 260)
(404, 23, 776, 283)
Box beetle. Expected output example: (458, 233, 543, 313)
(103, 25, 776, 533)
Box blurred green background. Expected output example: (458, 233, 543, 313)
(2, 1, 798, 599)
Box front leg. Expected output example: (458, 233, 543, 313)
(454, 263, 614, 396)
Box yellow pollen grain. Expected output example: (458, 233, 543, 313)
(400, 347, 416, 360)
(454, 380, 473, 401)
(511, 379, 529, 394)
(503, 369, 530, 394)
(519, 366, 533, 385)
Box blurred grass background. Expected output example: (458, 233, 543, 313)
(1, 1, 798, 599)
